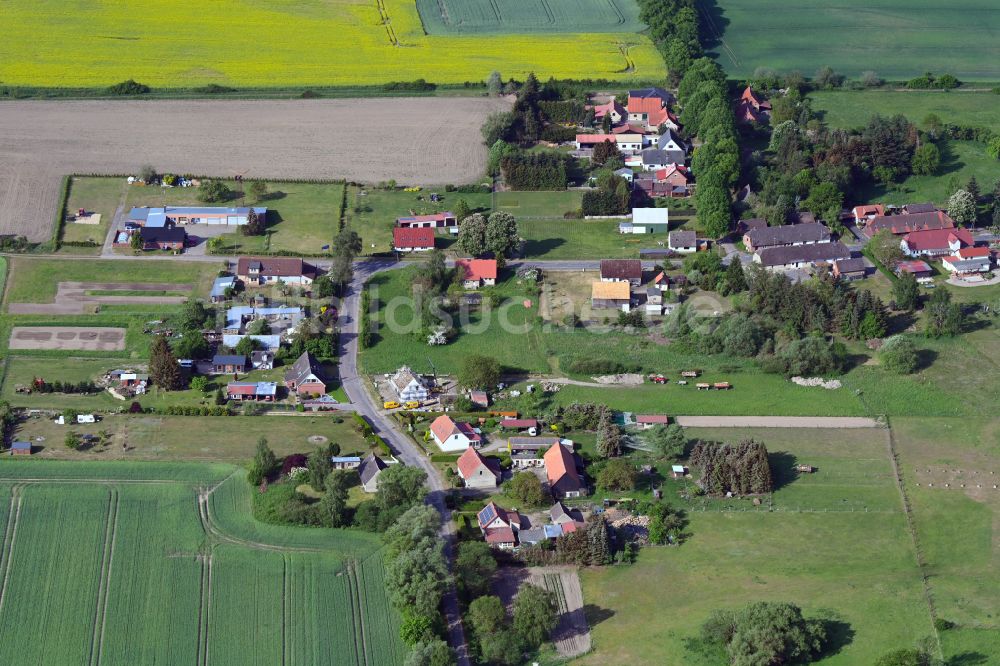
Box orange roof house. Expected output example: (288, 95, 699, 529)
(455, 259, 497, 288)
(457, 447, 499, 488)
(543, 442, 585, 498)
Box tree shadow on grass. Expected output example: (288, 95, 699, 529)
(768, 451, 799, 491)
(582, 604, 615, 627)
(520, 237, 565, 258)
(816, 617, 855, 659)
(947, 652, 989, 666)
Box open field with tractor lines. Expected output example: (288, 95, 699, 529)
(707, 0, 1000, 81)
(416, 0, 643, 34)
(0, 0, 662, 88)
(0, 462, 403, 665)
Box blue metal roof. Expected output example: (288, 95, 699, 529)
(543, 524, 563, 538)
(210, 276, 236, 298)
(212, 354, 246, 365)
(11, 441, 31, 450)
(331, 456, 362, 464)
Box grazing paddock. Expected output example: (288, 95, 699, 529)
(0, 0, 662, 87)
(708, 0, 1000, 81)
(9, 326, 126, 351)
(0, 98, 508, 242)
(0, 463, 401, 666)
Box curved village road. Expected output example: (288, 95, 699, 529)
(337, 258, 472, 666)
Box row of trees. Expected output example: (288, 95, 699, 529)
(635, 0, 703, 83)
(682, 59, 741, 238)
(689, 439, 773, 496)
(499, 152, 568, 190)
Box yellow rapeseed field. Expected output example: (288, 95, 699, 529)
(0, 0, 664, 87)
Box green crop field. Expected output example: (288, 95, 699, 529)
(0, 0, 663, 88)
(416, 0, 644, 34)
(708, 1, 1000, 81)
(810, 90, 1000, 132)
(0, 462, 402, 665)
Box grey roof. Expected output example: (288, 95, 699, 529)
(212, 354, 246, 366)
(904, 203, 937, 214)
(11, 441, 31, 450)
(359, 454, 387, 485)
(656, 128, 686, 151)
(629, 87, 674, 105)
(641, 148, 685, 166)
(669, 229, 696, 247)
(550, 501, 580, 524)
(756, 242, 851, 267)
(746, 223, 831, 249)
(285, 351, 322, 385)
(834, 257, 867, 273)
(614, 167, 633, 177)
(330, 456, 361, 464)
(210, 276, 236, 298)
(518, 527, 547, 545)
(509, 436, 561, 450)
(139, 226, 186, 243)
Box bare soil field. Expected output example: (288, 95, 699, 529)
(0, 97, 508, 241)
(9, 326, 125, 351)
(8, 281, 193, 314)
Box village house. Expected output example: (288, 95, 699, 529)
(330, 456, 362, 470)
(128, 205, 266, 227)
(116, 226, 187, 251)
(590, 99, 625, 124)
(389, 366, 430, 403)
(656, 128, 686, 153)
(575, 134, 617, 151)
(600, 259, 642, 285)
(637, 147, 684, 171)
(211, 354, 248, 374)
(237, 257, 316, 286)
(359, 453, 388, 493)
(508, 437, 562, 468)
(754, 242, 852, 271)
(668, 229, 697, 254)
(613, 167, 634, 184)
(941, 247, 992, 277)
(638, 164, 692, 198)
(10, 441, 31, 456)
(895, 260, 934, 279)
(477, 501, 522, 550)
(550, 501, 582, 525)
(851, 204, 885, 225)
(544, 441, 586, 499)
(456, 447, 500, 489)
(393, 226, 435, 252)
(743, 223, 832, 253)
(636, 415, 669, 430)
(626, 87, 675, 129)
(226, 381, 277, 402)
(396, 212, 457, 229)
(500, 418, 538, 433)
(900, 227, 974, 257)
(430, 414, 481, 452)
(736, 86, 771, 124)
(866, 210, 955, 235)
(591, 281, 632, 311)
(832, 257, 867, 282)
(284, 351, 327, 397)
(224, 305, 304, 336)
(455, 259, 497, 289)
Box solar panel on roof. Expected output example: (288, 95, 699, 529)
(478, 504, 497, 524)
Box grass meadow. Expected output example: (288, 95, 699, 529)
(709, 0, 1000, 81)
(810, 90, 1000, 133)
(0, 0, 663, 88)
(0, 462, 402, 665)
(59, 176, 126, 252)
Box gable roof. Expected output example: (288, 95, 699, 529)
(284, 351, 323, 385)
(237, 256, 311, 278)
(212, 354, 247, 366)
(455, 259, 497, 282)
(500, 418, 537, 429)
(896, 259, 933, 274)
(953, 246, 990, 259)
(430, 414, 480, 444)
(227, 381, 277, 397)
(600, 259, 642, 281)
(656, 128, 685, 150)
(139, 226, 186, 243)
(654, 164, 690, 183)
(902, 227, 973, 251)
(457, 447, 498, 480)
(903, 203, 937, 215)
(756, 242, 851, 267)
(391, 366, 425, 392)
(591, 100, 625, 119)
(359, 453, 387, 485)
(393, 226, 434, 248)
(629, 87, 673, 105)
(640, 147, 684, 166)
(745, 223, 831, 248)
(867, 211, 954, 234)
(592, 281, 631, 300)
(833, 257, 867, 274)
(669, 230, 696, 247)
(636, 414, 669, 424)
(544, 441, 581, 493)
(576, 134, 616, 146)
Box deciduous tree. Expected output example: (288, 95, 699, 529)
(512, 584, 558, 650)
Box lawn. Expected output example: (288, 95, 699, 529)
(811, 90, 1000, 133)
(124, 179, 345, 255)
(520, 216, 698, 259)
(343, 185, 492, 255)
(59, 176, 125, 252)
(577, 424, 933, 665)
(495, 190, 584, 218)
(415, 0, 644, 34)
(0, 462, 402, 665)
(709, 0, 1000, 81)
(0, 0, 663, 87)
(3, 257, 219, 305)
(11, 413, 372, 463)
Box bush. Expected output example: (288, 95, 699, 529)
(106, 79, 150, 95)
(194, 84, 237, 94)
(565, 357, 641, 376)
(880, 335, 919, 374)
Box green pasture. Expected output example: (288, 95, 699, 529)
(59, 176, 125, 253)
(416, 0, 644, 34)
(123, 179, 345, 255)
(519, 218, 652, 259)
(710, 0, 1000, 81)
(0, 462, 401, 665)
(811, 90, 1000, 132)
(494, 190, 583, 217)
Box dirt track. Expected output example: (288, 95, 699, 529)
(0, 97, 509, 241)
(8, 281, 193, 314)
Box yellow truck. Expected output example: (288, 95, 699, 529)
(404, 401, 420, 410)
(382, 401, 400, 410)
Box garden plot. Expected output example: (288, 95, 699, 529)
(495, 566, 591, 658)
(7, 281, 193, 315)
(9, 326, 125, 351)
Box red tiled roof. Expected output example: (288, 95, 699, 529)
(500, 418, 537, 429)
(576, 134, 616, 145)
(896, 260, 934, 274)
(637, 415, 669, 424)
(591, 100, 624, 119)
(393, 226, 434, 248)
(484, 526, 515, 544)
(852, 204, 885, 218)
(867, 211, 954, 234)
(455, 259, 497, 281)
(457, 447, 496, 480)
(953, 246, 990, 259)
(902, 227, 972, 251)
(544, 442, 580, 492)
(627, 97, 670, 126)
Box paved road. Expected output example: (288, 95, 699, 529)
(675, 416, 881, 428)
(337, 259, 471, 666)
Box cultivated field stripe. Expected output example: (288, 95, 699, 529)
(0, 486, 24, 615)
(89, 487, 119, 666)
